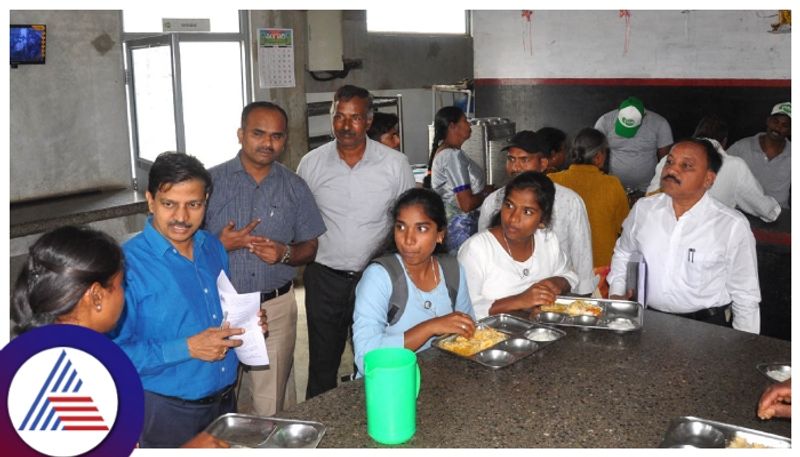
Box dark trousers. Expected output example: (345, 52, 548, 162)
(303, 262, 361, 399)
(139, 387, 235, 448)
(652, 305, 733, 329)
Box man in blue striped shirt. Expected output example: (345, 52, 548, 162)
(112, 152, 248, 447)
(205, 102, 325, 416)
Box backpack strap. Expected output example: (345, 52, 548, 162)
(436, 255, 460, 311)
(372, 254, 462, 326)
(371, 255, 408, 326)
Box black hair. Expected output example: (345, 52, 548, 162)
(12, 226, 123, 334)
(692, 114, 729, 145)
(570, 127, 609, 165)
(424, 106, 465, 188)
(241, 101, 288, 129)
(372, 188, 449, 259)
(672, 138, 723, 174)
(536, 127, 567, 158)
(147, 152, 213, 197)
(490, 171, 556, 229)
(332, 84, 374, 116)
(367, 112, 399, 141)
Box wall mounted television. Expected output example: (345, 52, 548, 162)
(10, 24, 46, 67)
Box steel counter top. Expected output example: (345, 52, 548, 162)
(278, 310, 791, 447)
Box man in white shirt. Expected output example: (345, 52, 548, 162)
(297, 85, 415, 398)
(726, 102, 791, 208)
(608, 139, 760, 333)
(477, 130, 594, 295)
(646, 114, 781, 222)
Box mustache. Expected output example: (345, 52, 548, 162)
(661, 174, 681, 184)
(169, 221, 193, 229)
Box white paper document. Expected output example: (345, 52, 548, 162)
(217, 271, 269, 366)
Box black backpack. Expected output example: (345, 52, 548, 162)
(371, 254, 460, 326)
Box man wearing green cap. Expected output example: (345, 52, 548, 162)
(594, 96, 673, 193)
(726, 102, 791, 208)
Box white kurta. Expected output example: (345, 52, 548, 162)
(607, 192, 761, 333)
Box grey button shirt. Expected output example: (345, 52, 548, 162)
(205, 153, 326, 292)
(297, 139, 415, 272)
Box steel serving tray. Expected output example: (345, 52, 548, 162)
(529, 296, 644, 333)
(660, 416, 791, 448)
(432, 314, 566, 369)
(205, 413, 326, 448)
(756, 362, 791, 383)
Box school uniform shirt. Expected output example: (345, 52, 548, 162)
(607, 193, 760, 333)
(458, 230, 579, 319)
(477, 184, 594, 294)
(352, 254, 474, 375)
(646, 138, 781, 222)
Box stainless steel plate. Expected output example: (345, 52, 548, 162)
(206, 413, 326, 448)
(660, 416, 790, 448)
(480, 314, 535, 334)
(756, 362, 791, 383)
(529, 296, 644, 333)
(432, 314, 565, 369)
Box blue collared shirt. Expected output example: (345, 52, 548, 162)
(110, 216, 237, 400)
(205, 153, 326, 292)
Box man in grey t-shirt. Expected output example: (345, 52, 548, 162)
(595, 96, 673, 192)
(726, 102, 791, 208)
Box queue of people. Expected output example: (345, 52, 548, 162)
(10, 85, 791, 447)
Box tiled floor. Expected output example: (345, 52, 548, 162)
(292, 286, 354, 403)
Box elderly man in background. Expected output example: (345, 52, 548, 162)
(477, 130, 595, 296)
(595, 96, 673, 194)
(205, 101, 325, 416)
(646, 114, 781, 222)
(298, 85, 415, 398)
(608, 139, 760, 333)
(726, 102, 791, 208)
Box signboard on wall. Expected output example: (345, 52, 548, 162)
(162, 18, 210, 32)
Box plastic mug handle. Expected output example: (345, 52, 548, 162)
(415, 364, 421, 398)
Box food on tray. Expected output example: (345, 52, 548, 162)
(727, 436, 768, 448)
(607, 319, 636, 331)
(439, 327, 508, 357)
(540, 299, 603, 317)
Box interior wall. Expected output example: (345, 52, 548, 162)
(471, 10, 790, 145)
(10, 10, 132, 203)
(305, 10, 474, 166)
(474, 10, 790, 79)
(249, 10, 310, 172)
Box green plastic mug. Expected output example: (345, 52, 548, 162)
(363, 347, 421, 445)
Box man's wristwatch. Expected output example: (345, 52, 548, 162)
(280, 244, 292, 264)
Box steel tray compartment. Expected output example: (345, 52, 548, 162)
(480, 314, 536, 334)
(756, 362, 791, 383)
(529, 296, 643, 333)
(660, 416, 791, 448)
(432, 315, 564, 369)
(206, 413, 326, 448)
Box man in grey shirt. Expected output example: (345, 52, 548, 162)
(297, 85, 415, 398)
(205, 101, 326, 415)
(595, 96, 673, 192)
(726, 102, 791, 208)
